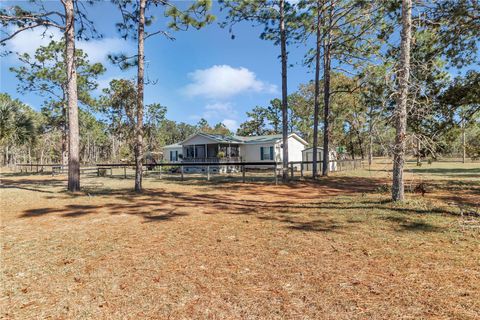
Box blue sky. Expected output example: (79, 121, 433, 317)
(0, 1, 315, 131)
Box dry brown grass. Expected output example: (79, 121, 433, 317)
(1, 161, 479, 319)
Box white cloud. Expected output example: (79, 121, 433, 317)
(78, 38, 130, 63)
(6, 28, 62, 57)
(5, 27, 132, 64)
(203, 102, 236, 118)
(191, 102, 238, 121)
(222, 119, 239, 132)
(183, 65, 277, 99)
(205, 102, 233, 112)
(95, 76, 121, 94)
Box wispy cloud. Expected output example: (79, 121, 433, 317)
(222, 119, 239, 132)
(203, 102, 236, 119)
(183, 65, 277, 99)
(4, 27, 132, 64)
(190, 102, 241, 131)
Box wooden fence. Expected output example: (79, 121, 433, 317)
(14, 159, 363, 183)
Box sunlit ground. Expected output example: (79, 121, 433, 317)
(1, 159, 479, 319)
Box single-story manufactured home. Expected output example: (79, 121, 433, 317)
(163, 132, 308, 172)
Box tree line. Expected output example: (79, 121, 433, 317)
(0, 91, 231, 166)
(1, 0, 479, 201)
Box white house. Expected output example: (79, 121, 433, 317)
(163, 132, 308, 171)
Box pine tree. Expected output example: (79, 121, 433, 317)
(1, 0, 99, 192)
(10, 41, 105, 166)
(220, 0, 301, 182)
(298, 0, 381, 176)
(111, 0, 214, 192)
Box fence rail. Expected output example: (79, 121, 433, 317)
(14, 159, 363, 183)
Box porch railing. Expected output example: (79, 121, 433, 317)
(181, 157, 241, 163)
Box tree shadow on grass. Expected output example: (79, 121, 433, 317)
(0, 171, 54, 178)
(399, 221, 445, 232)
(11, 172, 472, 235)
(19, 186, 455, 234)
(257, 215, 345, 233)
(20, 202, 189, 223)
(1, 177, 66, 194)
(378, 215, 446, 233)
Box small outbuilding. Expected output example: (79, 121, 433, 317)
(302, 147, 337, 172)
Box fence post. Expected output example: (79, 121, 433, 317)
(300, 163, 304, 178)
(274, 162, 278, 185)
(30, 163, 32, 172)
(124, 166, 127, 178)
(181, 165, 184, 181)
(159, 165, 162, 179)
(242, 164, 246, 183)
(207, 165, 210, 181)
(290, 163, 294, 179)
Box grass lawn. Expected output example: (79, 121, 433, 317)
(1, 160, 479, 319)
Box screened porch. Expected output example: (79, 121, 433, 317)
(182, 143, 241, 162)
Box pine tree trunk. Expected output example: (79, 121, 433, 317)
(312, 0, 322, 179)
(392, 0, 412, 201)
(356, 129, 364, 160)
(65, 0, 80, 192)
(135, 0, 146, 192)
(462, 116, 466, 163)
(350, 139, 355, 160)
(416, 137, 421, 166)
(62, 130, 68, 166)
(322, 2, 333, 176)
(279, 0, 289, 182)
(368, 106, 374, 167)
(4, 146, 8, 166)
(61, 93, 68, 167)
(368, 134, 373, 167)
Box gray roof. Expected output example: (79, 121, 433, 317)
(235, 134, 284, 144)
(195, 133, 285, 144)
(163, 143, 182, 149)
(180, 132, 308, 145)
(194, 133, 245, 144)
(303, 146, 324, 151)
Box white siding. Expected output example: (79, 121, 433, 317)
(164, 147, 183, 162)
(276, 136, 308, 169)
(241, 143, 276, 162)
(287, 136, 305, 163)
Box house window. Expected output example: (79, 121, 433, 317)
(170, 150, 178, 162)
(185, 146, 194, 158)
(260, 146, 274, 160)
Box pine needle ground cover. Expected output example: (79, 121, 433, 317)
(1, 161, 479, 319)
